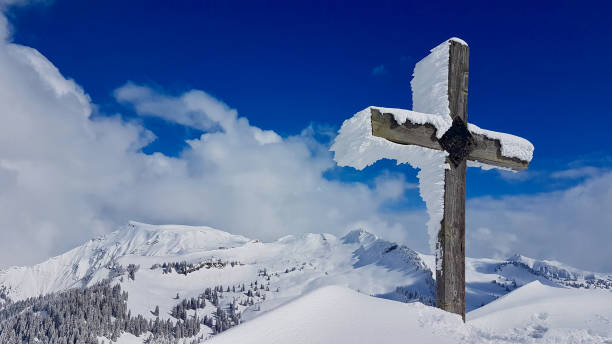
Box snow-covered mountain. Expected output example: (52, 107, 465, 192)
(1, 222, 611, 343)
(0, 223, 437, 307)
(0, 222, 251, 301)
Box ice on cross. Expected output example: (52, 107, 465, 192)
(330, 37, 534, 319)
(330, 39, 533, 254)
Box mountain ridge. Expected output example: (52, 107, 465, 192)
(1, 222, 610, 305)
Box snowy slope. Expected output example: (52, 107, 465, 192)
(206, 282, 612, 344)
(208, 285, 464, 344)
(467, 281, 612, 343)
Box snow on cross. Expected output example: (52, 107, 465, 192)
(331, 38, 534, 320)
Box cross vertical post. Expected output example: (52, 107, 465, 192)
(436, 41, 470, 320)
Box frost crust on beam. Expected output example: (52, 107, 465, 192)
(330, 107, 448, 252)
(374, 106, 452, 139)
(468, 123, 534, 163)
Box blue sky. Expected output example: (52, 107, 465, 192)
(1, 0, 612, 271)
(8, 0, 612, 197)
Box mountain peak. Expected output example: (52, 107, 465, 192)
(111, 221, 252, 256)
(507, 253, 527, 262)
(125, 221, 244, 236)
(341, 228, 378, 246)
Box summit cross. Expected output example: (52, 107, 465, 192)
(332, 38, 533, 320)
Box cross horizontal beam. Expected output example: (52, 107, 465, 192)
(371, 108, 529, 171)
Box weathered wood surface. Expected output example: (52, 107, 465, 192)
(437, 40, 469, 321)
(438, 158, 466, 319)
(370, 110, 529, 171)
(468, 133, 528, 170)
(371, 108, 441, 151)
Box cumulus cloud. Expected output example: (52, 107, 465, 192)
(467, 171, 612, 271)
(0, 37, 153, 267)
(467, 227, 518, 259)
(0, 17, 421, 268)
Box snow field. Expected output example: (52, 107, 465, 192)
(209, 282, 612, 344)
(208, 285, 464, 344)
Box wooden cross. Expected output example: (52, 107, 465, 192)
(368, 39, 531, 320)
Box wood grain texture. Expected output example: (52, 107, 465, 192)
(437, 40, 469, 321)
(370, 109, 442, 151)
(437, 158, 466, 319)
(469, 133, 529, 170)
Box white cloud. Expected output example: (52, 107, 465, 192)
(496, 169, 540, 182)
(468, 227, 518, 259)
(551, 166, 607, 179)
(467, 171, 612, 272)
(0, 19, 420, 268)
(111, 82, 420, 243)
